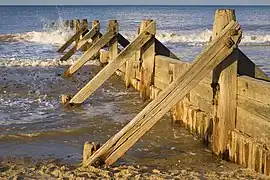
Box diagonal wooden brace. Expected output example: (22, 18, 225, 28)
(63, 23, 118, 77)
(60, 22, 101, 62)
(83, 20, 242, 167)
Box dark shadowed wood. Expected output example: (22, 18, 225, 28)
(238, 49, 270, 81)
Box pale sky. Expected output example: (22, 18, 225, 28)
(0, 0, 270, 5)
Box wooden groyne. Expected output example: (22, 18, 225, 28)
(58, 9, 270, 176)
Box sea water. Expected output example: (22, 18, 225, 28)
(0, 5, 269, 169)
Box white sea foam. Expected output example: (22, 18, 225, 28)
(123, 30, 270, 46)
(14, 22, 74, 45)
(1, 21, 74, 45)
(0, 58, 100, 67)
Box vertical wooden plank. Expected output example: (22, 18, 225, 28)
(266, 153, 270, 176)
(108, 20, 119, 62)
(212, 9, 238, 159)
(125, 54, 135, 88)
(92, 20, 101, 59)
(70, 20, 74, 29)
(81, 19, 89, 51)
(140, 20, 156, 100)
(64, 20, 70, 28)
(74, 19, 81, 46)
(125, 23, 143, 88)
(81, 19, 88, 35)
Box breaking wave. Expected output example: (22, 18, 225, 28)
(0, 58, 100, 67)
(1, 26, 270, 47)
(123, 29, 270, 46)
(0, 20, 74, 45)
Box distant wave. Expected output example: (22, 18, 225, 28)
(0, 27, 270, 48)
(0, 21, 74, 45)
(123, 30, 270, 46)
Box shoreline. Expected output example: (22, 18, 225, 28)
(1, 156, 269, 179)
(0, 65, 268, 179)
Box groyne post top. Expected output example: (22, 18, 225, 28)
(212, 9, 236, 39)
(70, 19, 74, 29)
(108, 20, 119, 62)
(212, 9, 238, 158)
(81, 19, 88, 30)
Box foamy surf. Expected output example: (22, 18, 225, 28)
(0, 58, 100, 67)
(123, 30, 270, 46)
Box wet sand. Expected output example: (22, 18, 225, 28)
(0, 64, 269, 179)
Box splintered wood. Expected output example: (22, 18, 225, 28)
(83, 20, 242, 167)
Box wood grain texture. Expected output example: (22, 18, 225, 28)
(237, 75, 270, 106)
(236, 95, 270, 145)
(83, 20, 242, 167)
(212, 9, 238, 157)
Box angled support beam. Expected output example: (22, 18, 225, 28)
(59, 21, 100, 62)
(83, 20, 242, 167)
(57, 27, 86, 53)
(63, 21, 118, 77)
(69, 20, 156, 104)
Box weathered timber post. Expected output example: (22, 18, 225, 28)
(140, 20, 156, 100)
(74, 19, 80, 31)
(108, 20, 119, 62)
(64, 20, 70, 28)
(92, 20, 101, 59)
(212, 9, 238, 159)
(81, 19, 90, 51)
(74, 19, 81, 46)
(125, 24, 141, 89)
(70, 20, 74, 30)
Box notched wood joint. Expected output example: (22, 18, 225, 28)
(225, 37, 234, 48)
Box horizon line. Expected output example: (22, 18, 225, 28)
(0, 4, 270, 6)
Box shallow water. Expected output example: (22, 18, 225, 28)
(0, 65, 244, 173)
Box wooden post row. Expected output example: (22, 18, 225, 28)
(63, 20, 119, 77)
(68, 20, 156, 104)
(59, 20, 100, 62)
